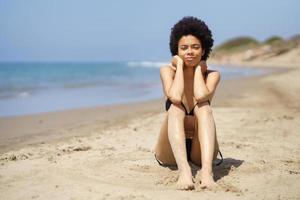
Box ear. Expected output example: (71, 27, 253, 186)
(201, 50, 205, 60)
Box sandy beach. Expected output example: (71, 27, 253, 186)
(1, 58, 300, 199)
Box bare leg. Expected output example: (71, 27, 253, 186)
(194, 102, 217, 188)
(154, 115, 177, 165)
(168, 104, 194, 190)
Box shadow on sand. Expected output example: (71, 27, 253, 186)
(155, 155, 244, 181)
(213, 158, 244, 181)
(190, 157, 244, 181)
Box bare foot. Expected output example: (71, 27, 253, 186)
(200, 170, 217, 189)
(177, 169, 194, 190)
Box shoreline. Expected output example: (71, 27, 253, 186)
(0, 63, 296, 152)
(0, 63, 283, 153)
(0, 64, 282, 153)
(0, 62, 278, 118)
(0, 99, 164, 153)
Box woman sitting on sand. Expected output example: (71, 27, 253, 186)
(154, 16, 222, 190)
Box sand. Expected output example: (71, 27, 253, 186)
(0, 58, 300, 199)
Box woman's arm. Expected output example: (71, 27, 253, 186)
(193, 64, 221, 103)
(160, 56, 184, 104)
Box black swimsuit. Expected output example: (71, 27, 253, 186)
(155, 99, 223, 166)
(155, 71, 223, 166)
(164, 98, 219, 164)
(165, 71, 210, 116)
(165, 98, 210, 116)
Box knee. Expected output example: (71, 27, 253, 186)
(167, 104, 185, 120)
(194, 102, 213, 120)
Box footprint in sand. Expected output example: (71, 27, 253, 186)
(217, 181, 243, 195)
(57, 145, 92, 154)
(0, 152, 33, 162)
(72, 146, 91, 151)
(155, 174, 178, 186)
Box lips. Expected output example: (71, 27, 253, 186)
(185, 57, 195, 61)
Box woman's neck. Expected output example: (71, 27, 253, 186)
(183, 65, 196, 76)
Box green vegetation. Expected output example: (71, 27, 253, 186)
(263, 35, 297, 55)
(211, 34, 299, 60)
(215, 37, 259, 52)
(264, 36, 283, 44)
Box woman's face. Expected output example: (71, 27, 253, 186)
(177, 35, 204, 68)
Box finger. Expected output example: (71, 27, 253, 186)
(170, 65, 176, 71)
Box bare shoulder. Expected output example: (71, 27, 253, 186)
(206, 69, 221, 86)
(160, 64, 175, 76)
(207, 69, 221, 79)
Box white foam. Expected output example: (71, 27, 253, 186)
(126, 61, 168, 68)
(19, 92, 30, 98)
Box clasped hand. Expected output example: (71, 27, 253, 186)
(170, 55, 207, 74)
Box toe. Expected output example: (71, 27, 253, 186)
(189, 184, 195, 190)
(177, 183, 194, 190)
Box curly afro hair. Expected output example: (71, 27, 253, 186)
(169, 16, 214, 61)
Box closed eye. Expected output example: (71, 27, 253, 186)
(180, 45, 188, 50)
(192, 44, 201, 49)
(180, 44, 201, 50)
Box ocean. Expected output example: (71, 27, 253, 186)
(0, 61, 267, 117)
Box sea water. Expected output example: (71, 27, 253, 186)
(0, 61, 267, 117)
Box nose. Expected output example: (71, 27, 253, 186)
(186, 47, 193, 55)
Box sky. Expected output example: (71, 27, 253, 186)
(0, 0, 299, 62)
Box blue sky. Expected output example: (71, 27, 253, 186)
(0, 0, 299, 62)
